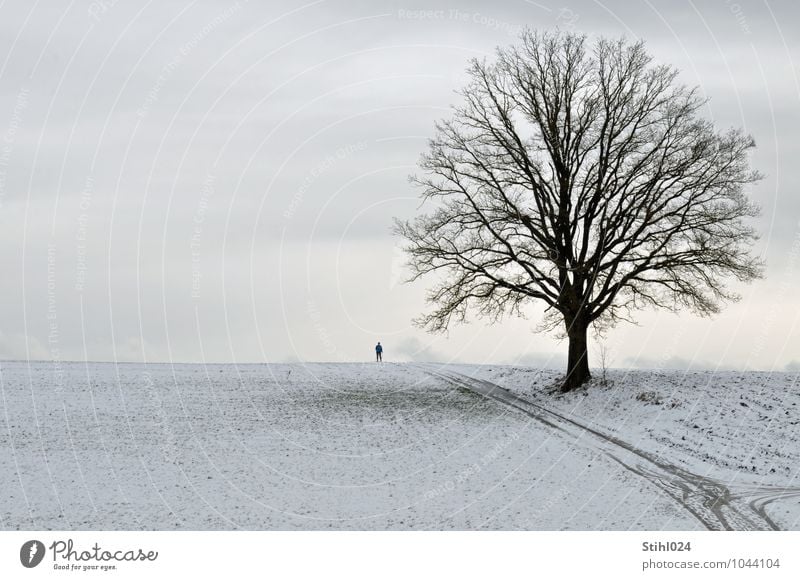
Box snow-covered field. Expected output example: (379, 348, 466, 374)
(1, 361, 798, 530)
(464, 366, 800, 482)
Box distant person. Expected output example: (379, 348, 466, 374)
(375, 341, 383, 362)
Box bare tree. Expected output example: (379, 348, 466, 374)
(395, 30, 763, 392)
(597, 341, 611, 387)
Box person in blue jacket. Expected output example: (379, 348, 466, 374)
(375, 342, 383, 362)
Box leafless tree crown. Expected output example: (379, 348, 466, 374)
(396, 30, 763, 336)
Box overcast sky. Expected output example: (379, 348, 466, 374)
(0, 0, 798, 370)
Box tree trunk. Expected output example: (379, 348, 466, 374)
(562, 319, 591, 392)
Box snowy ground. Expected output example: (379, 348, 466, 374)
(1, 361, 798, 530)
(463, 366, 800, 483)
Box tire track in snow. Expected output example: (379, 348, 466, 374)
(424, 367, 800, 531)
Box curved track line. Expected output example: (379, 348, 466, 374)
(425, 367, 799, 531)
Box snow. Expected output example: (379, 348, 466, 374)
(462, 366, 800, 481)
(452, 365, 800, 529)
(1, 361, 798, 530)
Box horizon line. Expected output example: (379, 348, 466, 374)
(0, 358, 797, 373)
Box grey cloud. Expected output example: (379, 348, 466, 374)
(392, 336, 445, 362)
(0, 0, 798, 369)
